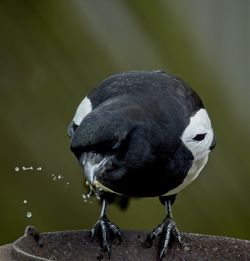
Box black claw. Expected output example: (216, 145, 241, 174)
(145, 223, 164, 248)
(109, 222, 122, 244)
(147, 217, 182, 260)
(91, 215, 121, 258)
(103, 240, 111, 259)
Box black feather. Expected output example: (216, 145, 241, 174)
(70, 71, 202, 196)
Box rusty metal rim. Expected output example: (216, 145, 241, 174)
(3, 226, 250, 261)
(12, 235, 49, 261)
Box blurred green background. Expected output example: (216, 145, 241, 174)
(1, 0, 250, 245)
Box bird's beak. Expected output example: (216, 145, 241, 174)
(209, 135, 216, 150)
(67, 121, 78, 138)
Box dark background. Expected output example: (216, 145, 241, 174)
(1, 0, 250, 245)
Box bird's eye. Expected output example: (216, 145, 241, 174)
(193, 133, 207, 141)
(68, 121, 78, 138)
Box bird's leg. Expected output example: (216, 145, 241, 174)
(146, 197, 182, 260)
(91, 197, 122, 258)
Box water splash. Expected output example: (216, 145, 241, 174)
(14, 166, 43, 173)
(51, 173, 70, 189)
(14, 166, 70, 189)
(82, 193, 93, 203)
(81, 181, 96, 203)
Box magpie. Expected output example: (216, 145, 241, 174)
(68, 70, 216, 260)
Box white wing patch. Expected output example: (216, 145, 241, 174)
(73, 96, 92, 125)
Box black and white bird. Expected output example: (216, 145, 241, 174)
(68, 70, 216, 260)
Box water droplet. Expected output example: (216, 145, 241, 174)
(82, 194, 89, 203)
(23, 200, 28, 204)
(22, 166, 33, 171)
(26, 212, 32, 218)
(15, 167, 20, 172)
(36, 167, 42, 171)
(58, 175, 62, 180)
(81, 191, 93, 203)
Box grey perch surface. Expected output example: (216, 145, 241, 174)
(1, 226, 250, 261)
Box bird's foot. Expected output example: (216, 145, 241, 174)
(91, 214, 122, 258)
(145, 217, 182, 260)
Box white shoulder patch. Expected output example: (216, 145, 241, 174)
(73, 97, 92, 125)
(164, 108, 214, 196)
(181, 108, 214, 160)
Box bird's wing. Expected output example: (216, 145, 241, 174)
(70, 94, 182, 171)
